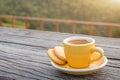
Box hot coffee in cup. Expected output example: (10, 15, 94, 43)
(68, 40, 89, 44)
(63, 36, 104, 68)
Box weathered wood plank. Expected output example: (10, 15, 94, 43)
(0, 44, 120, 80)
(0, 27, 120, 80)
(0, 40, 120, 60)
(0, 46, 62, 80)
(0, 32, 120, 59)
(0, 27, 120, 46)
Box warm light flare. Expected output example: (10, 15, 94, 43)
(110, 0, 120, 2)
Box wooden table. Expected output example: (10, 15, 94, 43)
(0, 27, 120, 80)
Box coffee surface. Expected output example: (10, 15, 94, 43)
(68, 40, 89, 44)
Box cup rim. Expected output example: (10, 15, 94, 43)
(63, 36, 95, 46)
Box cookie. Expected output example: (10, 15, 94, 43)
(47, 49, 66, 65)
(54, 46, 67, 62)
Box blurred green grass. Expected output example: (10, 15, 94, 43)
(2, 18, 25, 29)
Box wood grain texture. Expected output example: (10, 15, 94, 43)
(0, 27, 120, 80)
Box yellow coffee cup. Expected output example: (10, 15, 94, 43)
(63, 36, 104, 68)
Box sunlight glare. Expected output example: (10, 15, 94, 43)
(110, 0, 120, 3)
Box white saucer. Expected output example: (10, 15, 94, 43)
(51, 56, 108, 75)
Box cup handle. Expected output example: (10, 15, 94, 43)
(90, 47, 104, 63)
